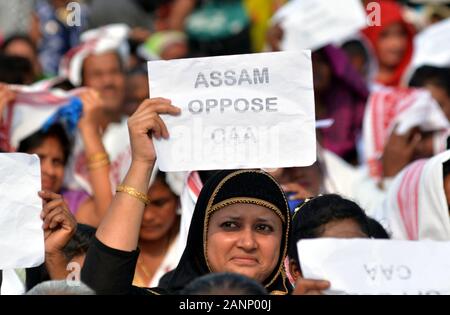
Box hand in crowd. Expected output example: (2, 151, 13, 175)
(127, 98, 181, 165)
(382, 126, 422, 178)
(267, 23, 284, 52)
(39, 190, 77, 255)
(292, 276, 331, 295)
(0, 83, 16, 118)
(78, 88, 105, 131)
(281, 183, 316, 201)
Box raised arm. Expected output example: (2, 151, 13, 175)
(76, 89, 113, 226)
(95, 98, 180, 251)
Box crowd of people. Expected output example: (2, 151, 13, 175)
(1, 0, 450, 295)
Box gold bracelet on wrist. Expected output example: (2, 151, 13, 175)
(87, 158, 110, 170)
(116, 184, 150, 206)
(88, 152, 109, 163)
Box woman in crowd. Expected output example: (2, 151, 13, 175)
(361, 0, 415, 87)
(287, 194, 374, 295)
(0, 85, 114, 218)
(374, 150, 450, 240)
(0, 34, 43, 82)
(132, 170, 182, 288)
(353, 87, 449, 215)
(17, 123, 91, 213)
(311, 45, 369, 163)
(409, 65, 450, 121)
(81, 98, 292, 295)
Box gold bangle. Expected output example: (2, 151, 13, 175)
(88, 152, 109, 163)
(116, 184, 150, 206)
(87, 159, 110, 170)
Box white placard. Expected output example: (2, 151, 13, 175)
(0, 153, 44, 269)
(147, 51, 316, 172)
(297, 238, 450, 295)
(274, 0, 367, 51)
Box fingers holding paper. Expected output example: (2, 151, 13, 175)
(39, 190, 77, 254)
(127, 98, 181, 165)
(292, 276, 331, 295)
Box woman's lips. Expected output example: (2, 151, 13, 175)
(231, 256, 258, 266)
(41, 180, 54, 191)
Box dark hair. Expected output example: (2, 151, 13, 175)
(180, 272, 268, 295)
(0, 34, 37, 55)
(443, 159, 450, 178)
(17, 124, 72, 165)
(0, 53, 33, 84)
(409, 65, 450, 96)
(289, 194, 370, 264)
(341, 39, 369, 63)
(26, 223, 96, 291)
(127, 63, 148, 76)
(62, 223, 96, 261)
(367, 217, 390, 239)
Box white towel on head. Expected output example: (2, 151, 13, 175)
(374, 150, 450, 240)
(363, 87, 449, 180)
(59, 24, 130, 86)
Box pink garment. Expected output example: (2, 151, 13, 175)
(62, 189, 90, 214)
(363, 87, 449, 180)
(317, 45, 369, 161)
(374, 150, 450, 240)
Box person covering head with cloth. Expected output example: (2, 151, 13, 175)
(81, 97, 292, 295)
(362, 1, 415, 87)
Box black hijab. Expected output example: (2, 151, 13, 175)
(155, 169, 292, 295)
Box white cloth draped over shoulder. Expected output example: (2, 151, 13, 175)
(373, 150, 450, 240)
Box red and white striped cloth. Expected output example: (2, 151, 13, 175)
(363, 87, 450, 179)
(0, 84, 83, 151)
(374, 150, 450, 240)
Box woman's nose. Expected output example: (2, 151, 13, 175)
(142, 207, 155, 222)
(236, 228, 257, 251)
(41, 159, 55, 176)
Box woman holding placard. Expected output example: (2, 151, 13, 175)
(81, 98, 292, 294)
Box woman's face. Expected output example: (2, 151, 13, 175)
(207, 203, 283, 283)
(376, 22, 409, 68)
(274, 165, 323, 197)
(28, 136, 65, 193)
(139, 179, 178, 241)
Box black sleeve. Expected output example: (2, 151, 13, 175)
(81, 236, 149, 295)
(25, 264, 50, 291)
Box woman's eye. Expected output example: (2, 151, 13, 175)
(152, 199, 167, 207)
(256, 224, 274, 233)
(220, 221, 238, 230)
